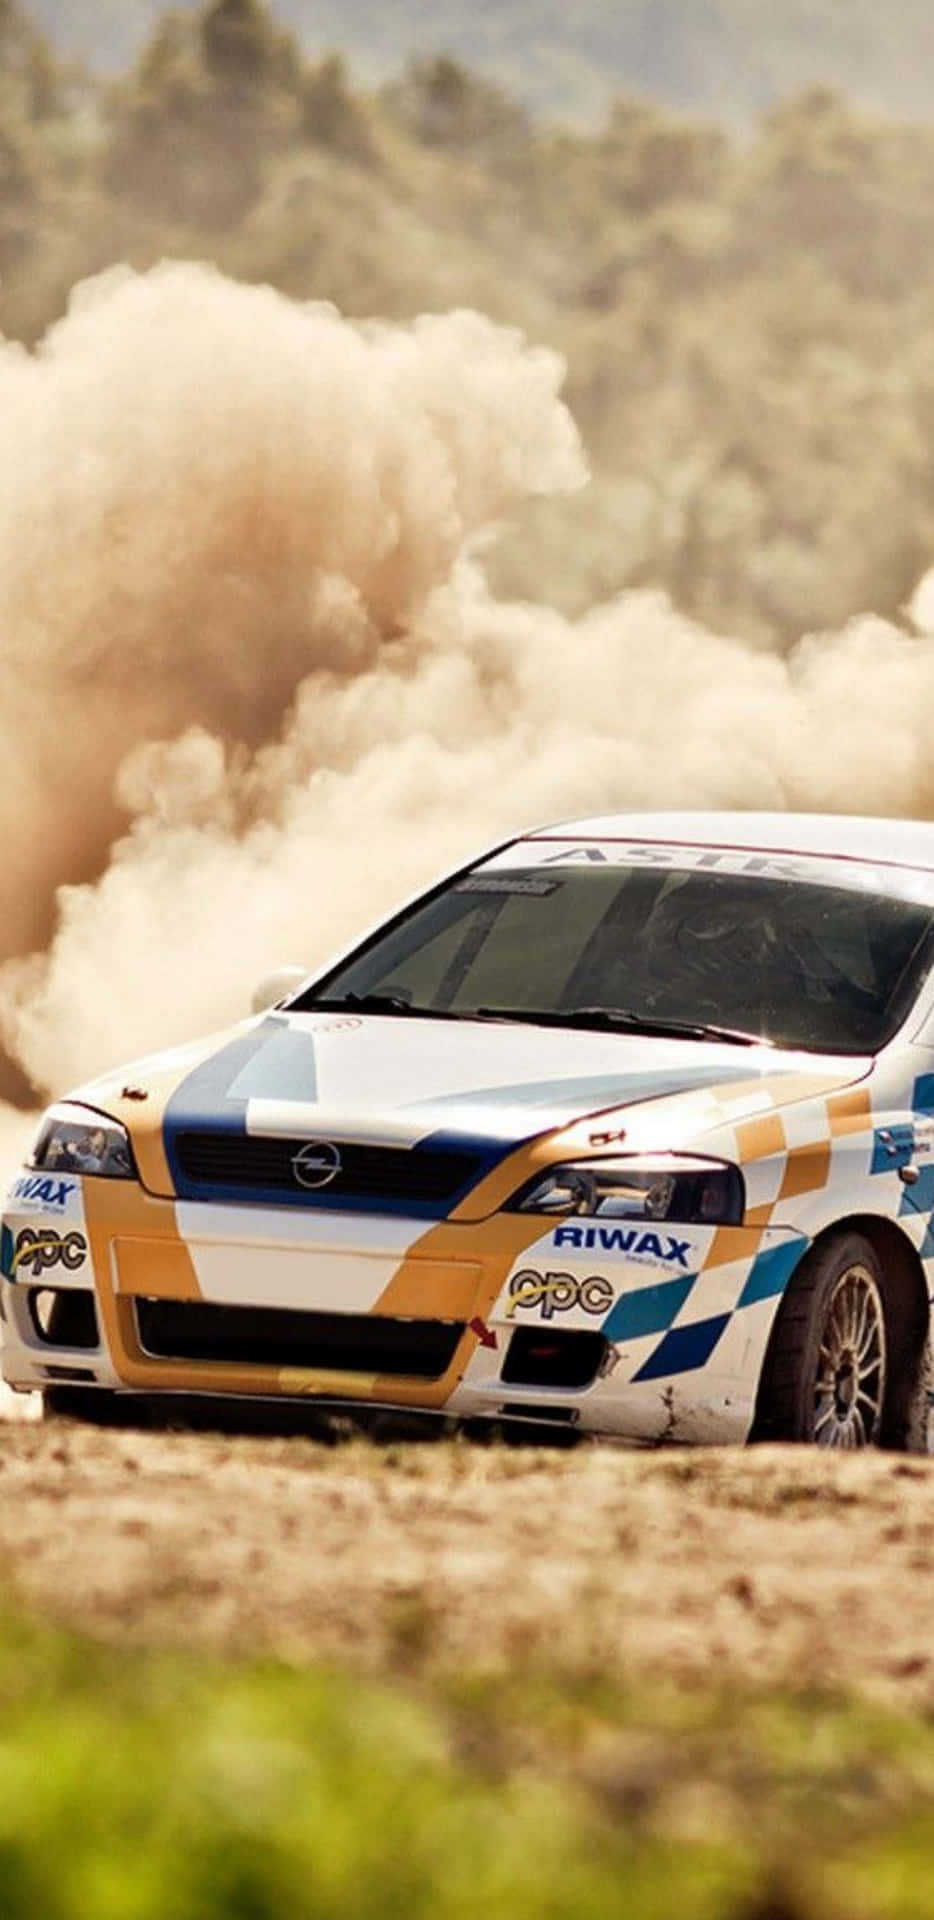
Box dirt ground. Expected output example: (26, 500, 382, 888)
(2, 1398, 934, 1702)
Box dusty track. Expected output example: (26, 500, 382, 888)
(2, 1414, 933, 1698)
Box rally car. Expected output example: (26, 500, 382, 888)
(5, 810, 934, 1450)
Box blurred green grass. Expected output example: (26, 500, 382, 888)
(4, 1608, 934, 1918)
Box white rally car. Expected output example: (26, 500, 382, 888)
(5, 811, 934, 1450)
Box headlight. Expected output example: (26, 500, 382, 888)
(29, 1104, 135, 1179)
(510, 1156, 744, 1225)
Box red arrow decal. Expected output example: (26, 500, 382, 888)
(469, 1316, 498, 1350)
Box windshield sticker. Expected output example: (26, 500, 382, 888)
(481, 841, 934, 903)
(454, 876, 561, 896)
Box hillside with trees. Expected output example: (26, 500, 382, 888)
(5, 0, 934, 646)
(22, 0, 934, 121)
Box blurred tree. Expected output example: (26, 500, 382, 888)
(0, 0, 68, 278)
(383, 55, 528, 157)
(0, 121, 36, 271)
(599, 98, 727, 211)
(301, 53, 375, 161)
(102, 0, 302, 227)
(8, 10, 934, 648)
(200, 0, 299, 93)
(732, 89, 934, 299)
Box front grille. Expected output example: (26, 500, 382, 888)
(173, 1132, 487, 1206)
(134, 1298, 465, 1378)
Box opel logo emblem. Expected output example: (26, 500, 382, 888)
(292, 1141, 342, 1190)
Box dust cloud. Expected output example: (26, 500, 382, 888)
(2, 259, 934, 1120)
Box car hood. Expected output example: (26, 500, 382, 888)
(76, 1010, 868, 1197)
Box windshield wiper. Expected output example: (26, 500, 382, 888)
(476, 1006, 772, 1046)
(307, 993, 467, 1019)
(307, 996, 771, 1045)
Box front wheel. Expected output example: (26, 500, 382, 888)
(42, 1386, 123, 1425)
(753, 1232, 906, 1449)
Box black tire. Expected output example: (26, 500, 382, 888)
(42, 1386, 124, 1425)
(40, 1292, 122, 1423)
(753, 1229, 918, 1449)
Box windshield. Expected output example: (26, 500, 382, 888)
(298, 860, 934, 1054)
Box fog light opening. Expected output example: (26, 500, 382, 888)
(27, 1288, 99, 1350)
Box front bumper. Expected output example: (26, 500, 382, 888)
(0, 1170, 809, 1443)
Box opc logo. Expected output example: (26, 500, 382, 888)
(507, 1267, 614, 1321)
(3, 1227, 88, 1281)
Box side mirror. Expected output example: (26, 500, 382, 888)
(251, 965, 309, 1015)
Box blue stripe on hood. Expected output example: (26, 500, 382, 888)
(161, 1019, 515, 1213)
(163, 1018, 318, 1196)
(404, 1064, 767, 1128)
(160, 1026, 777, 1212)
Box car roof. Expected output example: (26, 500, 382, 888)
(525, 812, 934, 873)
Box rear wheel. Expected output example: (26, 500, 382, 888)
(753, 1231, 916, 1449)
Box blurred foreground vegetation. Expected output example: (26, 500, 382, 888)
(6, 0, 934, 642)
(5, 1604, 934, 1919)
